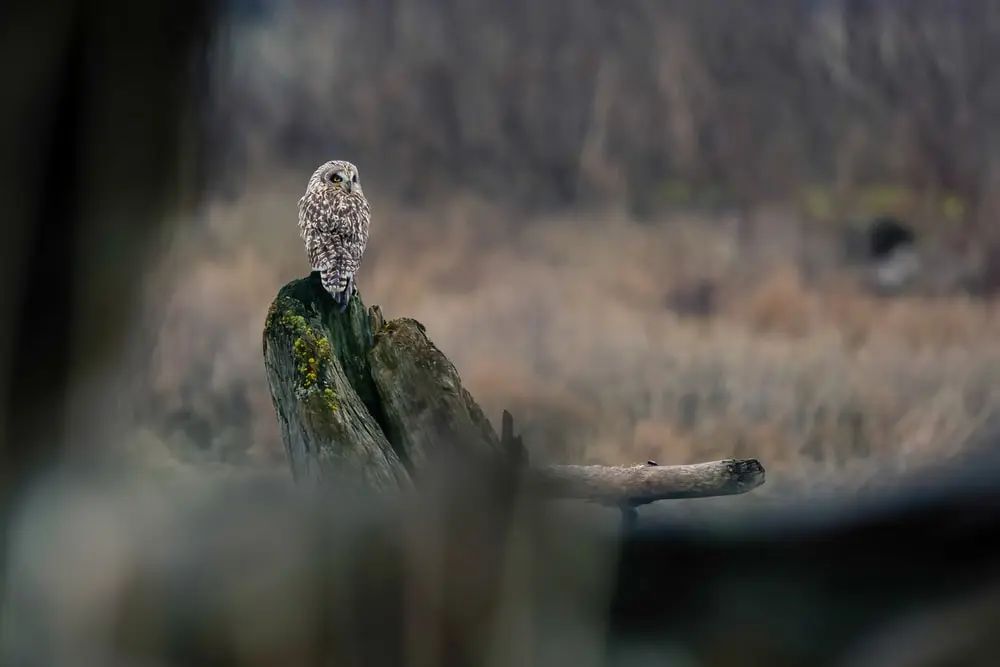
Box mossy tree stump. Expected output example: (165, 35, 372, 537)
(263, 273, 509, 492)
(264, 273, 765, 508)
(263, 274, 408, 491)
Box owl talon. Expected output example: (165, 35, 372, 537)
(338, 275, 355, 313)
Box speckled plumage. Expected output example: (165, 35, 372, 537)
(298, 160, 371, 311)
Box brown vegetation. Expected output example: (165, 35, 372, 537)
(119, 0, 1000, 500)
(138, 190, 1000, 501)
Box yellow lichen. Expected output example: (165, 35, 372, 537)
(266, 294, 343, 424)
(322, 387, 339, 412)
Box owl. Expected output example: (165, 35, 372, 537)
(298, 160, 371, 312)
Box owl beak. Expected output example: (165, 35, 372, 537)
(344, 179, 354, 194)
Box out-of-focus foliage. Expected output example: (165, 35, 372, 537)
(213, 0, 1000, 231)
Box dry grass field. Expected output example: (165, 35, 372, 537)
(137, 177, 1000, 503)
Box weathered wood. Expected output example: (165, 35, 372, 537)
(263, 273, 409, 491)
(530, 459, 765, 506)
(263, 274, 766, 507)
(368, 318, 504, 474)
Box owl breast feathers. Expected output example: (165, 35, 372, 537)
(297, 160, 371, 311)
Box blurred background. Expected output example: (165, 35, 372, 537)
(3, 1, 1000, 665)
(166, 0, 1000, 488)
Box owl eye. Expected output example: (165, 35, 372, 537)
(331, 173, 343, 183)
(352, 174, 358, 183)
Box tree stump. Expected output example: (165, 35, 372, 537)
(263, 273, 765, 507)
(263, 273, 408, 491)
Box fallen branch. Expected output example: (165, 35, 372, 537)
(529, 459, 765, 506)
(498, 410, 763, 505)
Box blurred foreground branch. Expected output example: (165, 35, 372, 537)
(263, 274, 764, 506)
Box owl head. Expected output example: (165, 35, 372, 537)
(308, 160, 363, 195)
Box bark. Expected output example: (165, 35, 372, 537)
(263, 273, 408, 491)
(368, 317, 505, 472)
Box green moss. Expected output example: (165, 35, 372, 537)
(322, 387, 339, 411)
(267, 297, 339, 418)
(292, 329, 330, 391)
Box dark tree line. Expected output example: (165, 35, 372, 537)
(212, 0, 1000, 234)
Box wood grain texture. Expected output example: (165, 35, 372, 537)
(368, 317, 504, 474)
